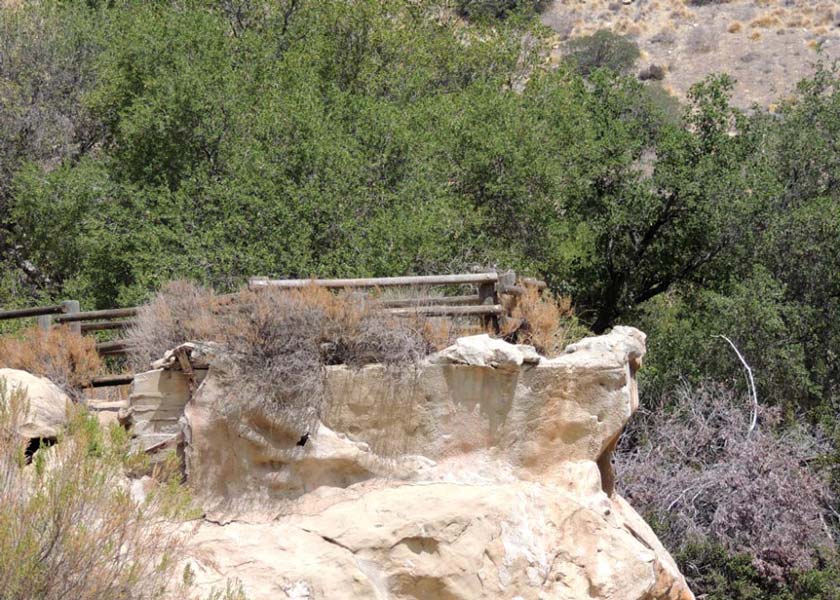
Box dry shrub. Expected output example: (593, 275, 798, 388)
(685, 25, 719, 53)
(216, 286, 429, 434)
(728, 21, 742, 33)
(129, 281, 431, 434)
(0, 325, 102, 397)
(502, 287, 585, 356)
(0, 377, 195, 600)
(126, 280, 219, 372)
(616, 383, 835, 581)
(751, 14, 781, 28)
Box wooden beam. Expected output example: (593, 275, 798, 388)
(249, 272, 499, 290)
(80, 320, 136, 333)
(386, 304, 503, 317)
(95, 339, 136, 354)
(56, 307, 138, 323)
(0, 304, 64, 320)
(378, 294, 480, 308)
(61, 300, 81, 334)
(85, 374, 135, 388)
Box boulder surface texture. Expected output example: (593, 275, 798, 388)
(137, 327, 693, 599)
(0, 368, 70, 439)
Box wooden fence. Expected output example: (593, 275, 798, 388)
(0, 271, 545, 387)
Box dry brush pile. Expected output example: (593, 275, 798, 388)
(0, 325, 103, 398)
(126, 280, 582, 434)
(616, 383, 837, 584)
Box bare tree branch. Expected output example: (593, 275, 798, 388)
(717, 334, 758, 436)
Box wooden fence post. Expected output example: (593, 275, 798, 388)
(478, 280, 500, 333)
(61, 300, 81, 335)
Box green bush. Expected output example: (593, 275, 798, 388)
(0, 377, 195, 599)
(455, 0, 547, 20)
(675, 542, 840, 600)
(565, 29, 641, 76)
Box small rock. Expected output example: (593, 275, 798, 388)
(639, 64, 666, 81)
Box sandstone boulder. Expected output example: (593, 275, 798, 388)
(130, 327, 694, 599)
(0, 368, 70, 439)
(185, 470, 692, 600)
(429, 333, 541, 369)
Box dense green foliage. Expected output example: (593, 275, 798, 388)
(1, 1, 839, 596)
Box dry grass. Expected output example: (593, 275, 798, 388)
(128, 281, 432, 434)
(0, 326, 103, 398)
(0, 377, 197, 600)
(501, 287, 585, 356)
(728, 21, 742, 33)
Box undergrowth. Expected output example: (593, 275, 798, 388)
(0, 376, 196, 599)
(502, 286, 588, 356)
(0, 325, 103, 398)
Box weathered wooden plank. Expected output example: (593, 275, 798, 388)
(56, 307, 138, 323)
(386, 304, 504, 317)
(249, 272, 499, 290)
(0, 304, 64, 320)
(62, 300, 81, 334)
(378, 294, 481, 308)
(95, 339, 137, 354)
(80, 320, 136, 333)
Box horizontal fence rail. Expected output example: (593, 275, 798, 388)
(0, 304, 66, 320)
(54, 307, 139, 323)
(386, 304, 504, 317)
(0, 272, 548, 368)
(86, 373, 135, 388)
(248, 272, 500, 290)
(80, 320, 137, 333)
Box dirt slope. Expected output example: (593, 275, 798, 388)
(543, 0, 840, 108)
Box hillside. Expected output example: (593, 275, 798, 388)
(544, 0, 840, 107)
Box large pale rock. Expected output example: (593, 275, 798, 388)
(185, 474, 692, 599)
(429, 334, 541, 369)
(184, 327, 644, 508)
(0, 368, 70, 438)
(135, 327, 693, 599)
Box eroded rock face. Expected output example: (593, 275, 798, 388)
(184, 326, 647, 509)
(185, 470, 691, 599)
(0, 368, 70, 439)
(135, 327, 693, 599)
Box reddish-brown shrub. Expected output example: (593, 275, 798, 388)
(616, 383, 835, 580)
(0, 325, 103, 397)
(502, 287, 586, 356)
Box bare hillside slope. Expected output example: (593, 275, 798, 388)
(543, 0, 840, 107)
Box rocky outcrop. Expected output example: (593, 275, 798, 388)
(130, 327, 693, 599)
(185, 473, 691, 600)
(0, 368, 70, 439)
